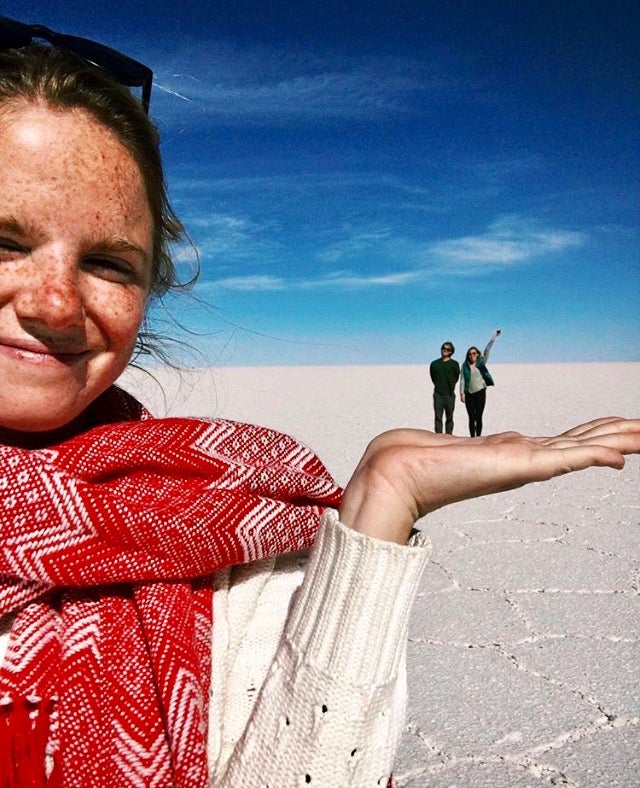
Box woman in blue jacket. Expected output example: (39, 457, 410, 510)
(460, 330, 501, 437)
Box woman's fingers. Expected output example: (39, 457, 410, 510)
(373, 418, 640, 452)
(542, 419, 640, 455)
(556, 416, 638, 440)
(525, 443, 626, 474)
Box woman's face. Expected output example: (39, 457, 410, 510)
(0, 102, 153, 442)
(467, 348, 479, 363)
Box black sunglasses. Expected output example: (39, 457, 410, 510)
(0, 16, 153, 113)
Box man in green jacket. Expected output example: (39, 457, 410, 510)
(429, 341, 460, 434)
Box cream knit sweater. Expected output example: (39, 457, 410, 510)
(209, 510, 430, 786)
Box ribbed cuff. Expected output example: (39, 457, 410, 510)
(283, 509, 431, 687)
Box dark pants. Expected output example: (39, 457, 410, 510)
(433, 392, 455, 434)
(464, 388, 487, 437)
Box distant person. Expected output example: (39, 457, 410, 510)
(430, 341, 460, 434)
(460, 330, 501, 437)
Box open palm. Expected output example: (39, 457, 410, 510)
(340, 417, 640, 544)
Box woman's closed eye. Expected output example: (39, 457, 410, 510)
(81, 255, 146, 285)
(0, 236, 27, 259)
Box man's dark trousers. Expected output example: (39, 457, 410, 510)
(434, 392, 455, 434)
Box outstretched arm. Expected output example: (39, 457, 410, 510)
(340, 417, 640, 544)
(483, 328, 501, 361)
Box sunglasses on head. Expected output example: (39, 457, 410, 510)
(0, 16, 153, 113)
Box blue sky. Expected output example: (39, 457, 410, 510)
(8, 1, 639, 364)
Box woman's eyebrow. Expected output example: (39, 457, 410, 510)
(0, 216, 30, 236)
(90, 235, 151, 265)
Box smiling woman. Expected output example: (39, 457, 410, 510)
(0, 105, 152, 441)
(0, 19, 639, 788)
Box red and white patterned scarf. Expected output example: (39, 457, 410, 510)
(0, 386, 342, 787)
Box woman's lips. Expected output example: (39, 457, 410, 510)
(0, 339, 88, 367)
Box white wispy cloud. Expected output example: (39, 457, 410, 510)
(152, 45, 452, 124)
(198, 268, 425, 293)
(320, 270, 424, 287)
(317, 227, 393, 263)
(191, 215, 587, 294)
(429, 216, 586, 269)
(180, 71, 420, 119)
(186, 212, 281, 263)
(207, 274, 288, 291)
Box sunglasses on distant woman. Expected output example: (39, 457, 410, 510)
(0, 15, 153, 113)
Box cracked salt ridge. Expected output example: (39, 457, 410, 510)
(395, 461, 639, 786)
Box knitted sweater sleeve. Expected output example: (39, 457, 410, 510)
(208, 509, 431, 787)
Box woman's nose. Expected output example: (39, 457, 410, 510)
(14, 255, 85, 330)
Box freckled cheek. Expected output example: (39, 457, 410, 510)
(0, 268, 15, 304)
(88, 289, 148, 351)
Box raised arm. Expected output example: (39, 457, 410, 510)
(483, 328, 501, 361)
